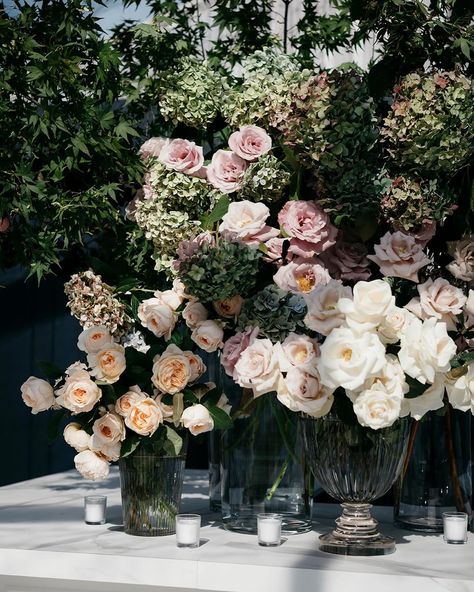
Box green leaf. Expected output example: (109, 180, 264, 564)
(208, 406, 233, 430)
(115, 120, 139, 140)
(47, 409, 66, 444)
(71, 136, 91, 156)
(200, 194, 229, 229)
(173, 392, 184, 427)
(163, 425, 183, 455)
(121, 434, 141, 457)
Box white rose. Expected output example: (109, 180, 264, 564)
(348, 354, 408, 400)
(182, 301, 208, 329)
(234, 338, 281, 397)
(317, 327, 386, 391)
(277, 368, 333, 418)
(398, 317, 457, 384)
(446, 366, 474, 414)
(55, 369, 102, 414)
(77, 325, 113, 354)
(183, 351, 206, 382)
(339, 279, 395, 332)
(115, 386, 147, 417)
(63, 423, 91, 452)
(181, 404, 214, 436)
(353, 386, 402, 430)
(154, 289, 183, 311)
(277, 332, 320, 375)
(400, 373, 446, 420)
(125, 397, 163, 436)
(303, 280, 352, 336)
(152, 344, 192, 394)
(91, 412, 126, 446)
(74, 450, 110, 481)
(377, 307, 415, 344)
(88, 343, 126, 384)
(137, 297, 176, 339)
(21, 377, 55, 414)
(191, 320, 224, 353)
(90, 440, 121, 462)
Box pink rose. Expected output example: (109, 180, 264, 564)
(207, 150, 248, 193)
(319, 241, 371, 282)
(273, 258, 330, 294)
(406, 278, 467, 331)
(277, 333, 320, 375)
(400, 221, 436, 247)
(0, 217, 10, 233)
(278, 201, 337, 257)
(221, 327, 259, 378)
(303, 280, 352, 336)
(228, 125, 272, 162)
(219, 200, 279, 245)
(139, 137, 168, 160)
(262, 238, 292, 265)
(182, 301, 209, 329)
(447, 236, 474, 283)
(233, 338, 281, 397)
(158, 138, 204, 175)
(367, 231, 431, 282)
(277, 368, 334, 418)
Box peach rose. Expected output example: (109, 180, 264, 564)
(138, 297, 176, 339)
(115, 386, 147, 417)
(406, 278, 467, 330)
(77, 325, 113, 354)
(152, 344, 192, 394)
(219, 200, 278, 244)
(154, 289, 183, 311)
(213, 295, 244, 318)
(228, 125, 272, 161)
(88, 343, 126, 384)
(273, 258, 330, 294)
(278, 333, 320, 375)
(153, 392, 174, 419)
(158, 138, 204, 174)
(191, 320, 224, 353)
(63, 422, 91, 452)
(21, 377, 55, 414)
(91, 412, 125, 446)
(183, 351, 206, 382)
(182, 301, 208, 329)
(207, 150, 248, 193)
(74, 450, 110, 481)
(125, 397, 163, 436)
(181, 404, 214, 436)
(55, 369, 102, 414)
(367, 231, 431, 282)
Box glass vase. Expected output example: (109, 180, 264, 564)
(119, 441, 187, 536)
(394, 406, 472, 532)
(302, 414, 410, 556)
(221, 374, 313, 534)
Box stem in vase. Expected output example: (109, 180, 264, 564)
(445, 404, 467, 513)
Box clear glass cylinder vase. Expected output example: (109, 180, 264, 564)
(119, 442, 187, 536)
(221, 374, 313, 535)
(302, 414, 410, 555)
(394, 406, 472, 532)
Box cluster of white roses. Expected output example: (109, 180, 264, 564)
(222, 279, 472, 430)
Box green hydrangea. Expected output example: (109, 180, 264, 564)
(148, 161, 221, 219)
(381, 71, 474, 174)
(379, 175, 456, 231)
(239, 155, 291, 202)
(160, 57, 228, 128)
(237, 285, 307, 343)
(178, 239, 261, 302)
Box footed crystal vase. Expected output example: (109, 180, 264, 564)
(302, 414, 410, 555)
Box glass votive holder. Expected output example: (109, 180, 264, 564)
(84, 495, 107, 525)
(257, 513, 282, 547)
(443, 512, 468, 544)
(176, 514, 201, 548)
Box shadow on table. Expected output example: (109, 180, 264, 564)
(41, 474, 121, 492)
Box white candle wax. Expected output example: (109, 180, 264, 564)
(84, 497, 106, 524)
(176, 515, 201, 547)
(444, 516, 467, 543)
(258, 517, 281, 545)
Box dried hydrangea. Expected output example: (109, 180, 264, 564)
(239, 155, 291, 202)
(177, 238, 261, 302)
(64, 271, 130, 337)
(381, 71, 474, 173)
(159, 57, 228, 128)
(379, 175, 456, 231)
(237, 285, 307, 343)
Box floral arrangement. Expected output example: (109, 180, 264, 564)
(20, 272, 231, 480)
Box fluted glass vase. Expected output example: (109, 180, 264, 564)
(119, 441, 187, 536)
(302, 414, 410, 556)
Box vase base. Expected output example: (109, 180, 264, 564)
(223, 514, 312, 535)
(319, 532, 396, 556)
(124, 528, 176, 537)
(394, 516, 442, 533)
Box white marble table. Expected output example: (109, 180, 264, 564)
(0, 468, 473, 592)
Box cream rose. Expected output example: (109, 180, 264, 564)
(21, 377, 55, 414)
(191, 320, 224, 353)
(398, 317, 457, 384)
(213, 295, 244, 319)
(183, 351, 206, 382)
(233, 338, 281, 397)
(317, 327, 386, 391)
(277, 368, 334, 418)
(446, 365, 474, 414)
(77, 325, 113, 354)
(303, 280, 352, 336)
(219, 200, 278, 244)
(377, 307, 415, 344)
(348, 354, 408, 400)
(400, 374, 446, 420)
(182, 301, 208, 329)
(228, 125, 272, 161)
(74, 450, 110, 481)
(115, 386, 147, 417)
(125, 397, 163, 436)
(181, 404, 215, 436)
(152, 344, 192, 394)
(55, 369, 102, 414)
(63, 423, 91, 452)
(91, 412, 126, 447)
(154, 289, 183, 311)
(90, 440, 121, 462)
(353, 386, 402, 430)
(277, 333, 320, 375)
(88, 343, 126, 384)
(138, 297, 176, 339)
(154, 392, 174, 419)
(338, 279, 395, 332)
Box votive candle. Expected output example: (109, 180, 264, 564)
(257, 513, 282, 547)
(84, 495, 107, 525)
(176, 514, 201, 548)
(443, 512, 468, 544)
